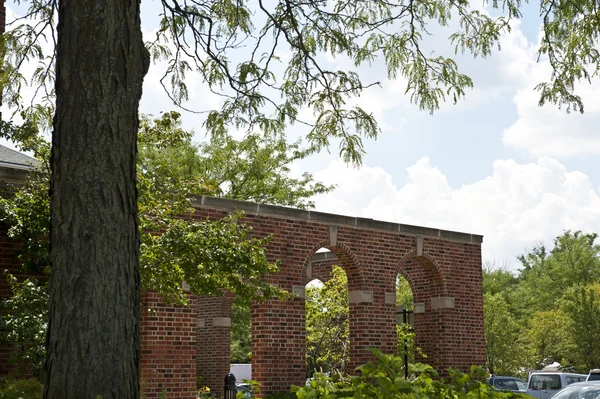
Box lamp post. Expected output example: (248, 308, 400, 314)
(396, 305, 414, 379)
(224, 373, 237, 399)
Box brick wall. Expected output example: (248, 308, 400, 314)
(140, 291, 198, 399)
(190, 198, 485, 396)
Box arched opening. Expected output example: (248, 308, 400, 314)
(230, 296, 252, 365)
(305, 260, 349, 378)
(396, 273, 418, 377)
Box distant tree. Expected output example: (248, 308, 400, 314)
(230, 298, 252, 364)
(517, 232, 600, 317)
(560, 283, 600, 372)
(482, 263, 519, 297)
(483, 293, 523, 376)
(396, 274, 413, 309)
(526, 309, 576, 370)
(140, 112, 335, 210)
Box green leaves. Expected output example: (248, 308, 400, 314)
(537, 0, 600, 113)
(0, 272, 48, 377)
(140, 214, 285, 305)
(4, 0, 600, 167)
(306, 265, 350, 376)
(482, 230, 600, 375)
(295, 350, 506, 399)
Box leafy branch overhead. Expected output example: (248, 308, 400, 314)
(4, 0, 600, 166)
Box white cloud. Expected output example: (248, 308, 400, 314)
(500, 26, 600, 157)
(312, 157, 600, 270)
(502, 73, 600, 157)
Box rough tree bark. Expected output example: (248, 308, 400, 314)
(45, 1, 149, 397)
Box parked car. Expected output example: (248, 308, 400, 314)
(550, 381, 600, 399)
(587, 369, 600, 381)
(236, 383, 252, 399)
(487, 376, 527, 393)
(526, 372, 587, 399)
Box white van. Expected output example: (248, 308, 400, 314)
(526, 372, 587, 399)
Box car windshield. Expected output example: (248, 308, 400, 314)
(515, 381, 527, 391)
(530, 375, 562, 390)
(553, 385, 600, 399)
(589, 374, 600, 381)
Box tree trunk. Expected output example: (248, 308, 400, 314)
(45, 1, 149, 397)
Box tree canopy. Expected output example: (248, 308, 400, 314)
(482, 231, 600, 376)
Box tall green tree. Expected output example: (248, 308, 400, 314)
(526, 308, 576, 370)
(3, 0, 600, 396)
(560, 283, 600, 371)
(306, 265, 349, 376)
(483, 293, 523, 376)
(517, 232, 600, 317)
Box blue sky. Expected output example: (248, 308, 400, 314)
(3, 0, 599, 271)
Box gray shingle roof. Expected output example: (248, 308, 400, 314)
(0, 144, 39, 169)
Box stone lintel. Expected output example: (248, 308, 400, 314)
(328, 225, 338, 246)
(431, 297, 455, 310)
(348, 290, 373, 304)
(384, 292, 396, 305)
(414, 303, 426, 313)
(212, 317, 231, 327)
(415, 236, 424, 256)
(292, 285, 306, 299)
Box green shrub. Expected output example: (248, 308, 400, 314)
(264, 392, 297, 399)
(0, 377, 43, 399)
(292, 349, 527, 399)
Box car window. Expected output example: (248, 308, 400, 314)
(589, 374, 600, 381)
(516, 381, 527, 391)
(496, 379, 518, 391)
(567, 375, 581, 384)
(530, 375, 562, 390)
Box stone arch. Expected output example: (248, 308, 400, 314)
(301, 240, 362, 291)
(397, 249, 451, 372)
(397, 249, 447, 298)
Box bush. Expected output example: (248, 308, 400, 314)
(292, 349, 527, 399)
(264, 393, 297, 399)
(0, 377, 43, 399)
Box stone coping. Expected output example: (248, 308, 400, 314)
(192, 195, 483, 244)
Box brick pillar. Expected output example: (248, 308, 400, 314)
(413, 306, 450, 372)
(252, 298, 305, 395)
(140, 291, 198, 399)
(347, 293, 397, 372)
(196, 295, 234, 395)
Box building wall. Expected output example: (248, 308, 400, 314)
(189, 197, 485, 396)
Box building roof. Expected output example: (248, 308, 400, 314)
(0, 144, 39, 170)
